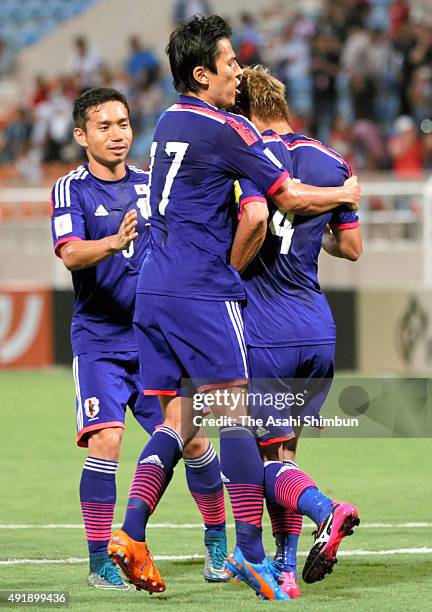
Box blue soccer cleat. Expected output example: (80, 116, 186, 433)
(88, 552, 131, 590)
(226, 546, 291, 600)
(203, 528, 230, 582)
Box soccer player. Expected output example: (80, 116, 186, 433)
(109, 16, 361, 601)
(50, 87, 228, 590)
(233, 66, 362, 597)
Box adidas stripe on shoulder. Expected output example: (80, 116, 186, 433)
(53, 166, 89, 209)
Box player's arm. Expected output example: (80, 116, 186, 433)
(271, 174, 360, 215)
(321, 224, 363, 261)
(220, 120, 361, 216)
(60, 210, 138, 271)
(231, 200, 268, 272)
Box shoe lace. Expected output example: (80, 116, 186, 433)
(262, 559, 285, 592)
(99, 560, 124, 586)
(268, 558, 283, 583)
(207, 539, 227, 570)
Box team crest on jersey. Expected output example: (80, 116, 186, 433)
(134, 184, 149, 196)
(84, 397, 100, 419)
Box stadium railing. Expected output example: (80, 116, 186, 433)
(0, 174, 431, 288)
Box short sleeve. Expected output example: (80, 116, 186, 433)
(51, 178, 86, 257)
(235, 178, 267, 217)
(330, 206, 359, 230)
(219, 116, 289, 196)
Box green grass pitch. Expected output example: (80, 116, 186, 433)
(1, 369, 431, 610)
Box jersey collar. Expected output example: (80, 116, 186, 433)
(85, 163, 131, 184)
(178, 95, 219, 112)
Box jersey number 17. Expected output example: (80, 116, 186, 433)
(149, 141, 189, 216)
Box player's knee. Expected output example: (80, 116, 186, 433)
(183, 434, 209, 458)
(262, 442, 283, 462)
(87, 427, 123, 460)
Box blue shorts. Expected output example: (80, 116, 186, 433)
(134, 294, 248, 395)
(248, 344, 335, 445)
(72, 351, 163, 447)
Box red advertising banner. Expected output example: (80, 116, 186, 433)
(0, 287, 53, 368)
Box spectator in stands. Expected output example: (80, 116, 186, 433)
(269, 17, 311, 117)
(393, 21, 417, 115)
(0, 3, 430, 173)
(0, 108, 33, 162)
(311, 31, 340, 143)
(408, 66, 432, 124)
(316, 0, 350, 43)
(388, 115, 425, 177)
(389, 0, 410, 40)
(0, 38, 15, 79)
(32, 78, 73, 163)
(235, 12, 263, 65)
(407, 24, 432, 86)
(366, 27, 402, 125)
(173, 0, 212, 24)
(70, 36, 103, 89)
(125, 36, 160, 88)
(31, 75, 50, 109)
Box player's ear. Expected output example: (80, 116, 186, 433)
(73, 127, 87, 149)
(192, 65, 209, 88)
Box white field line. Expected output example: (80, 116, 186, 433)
(0, 522, 431, 529)
(1, 548, 432, 566)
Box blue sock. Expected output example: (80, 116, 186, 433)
(220, 426, 265, 563)
(297, 487, 333, 526)
(79, 457, 117, 556)
(122, 426, 183, 541)
(284, 533, 300, 575)
(184, 443, 225, 531)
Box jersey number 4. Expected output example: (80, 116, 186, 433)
(149, 141, 189, 216)
(269, 209, 295, 254)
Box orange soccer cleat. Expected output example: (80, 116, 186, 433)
(108, 529, 166, 593)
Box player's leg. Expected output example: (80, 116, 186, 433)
(109, 296, 191, 592)
(248, 345, 302, 597)
(262, 345, 360, 584)
(73, 352, 132, 590)
(165, 298, 289, 600)
(182, 432, 228, 582)
(130, 372, 228, 583)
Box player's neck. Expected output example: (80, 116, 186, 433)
(87, 159, 127, 181)
(183, 90, 218, 109)
(252, 116, 293, 136)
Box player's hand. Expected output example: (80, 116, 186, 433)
(114, 209, 138, 251)
(342, 176, 361, 211)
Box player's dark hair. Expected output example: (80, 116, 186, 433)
(73, 87, 130, 130)
(166, 15, 232, 93)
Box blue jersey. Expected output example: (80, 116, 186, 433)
(136, 95, 288, 300)
(50, 164, 151, 356)
(239, 131, 359, 347)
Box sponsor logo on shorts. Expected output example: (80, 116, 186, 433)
(139, 454, 164, 468)
(220, 471, 230, 483)
(84, 396, 100, 420)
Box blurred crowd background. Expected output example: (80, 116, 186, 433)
(0, 0, 431, 184)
